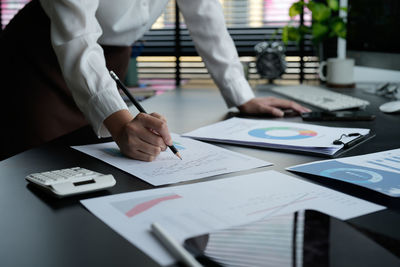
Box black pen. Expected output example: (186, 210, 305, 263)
(109, 71, 182, 160)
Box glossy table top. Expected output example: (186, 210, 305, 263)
(1, 86, 400, 266)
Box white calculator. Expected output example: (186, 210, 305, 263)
(26, 167, 116, 197)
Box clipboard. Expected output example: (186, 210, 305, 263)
(182, 117, 374, 158)
(190, 131, 375, 159)
(330, 132, 376, 158)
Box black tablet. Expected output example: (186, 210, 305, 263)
(183, 210, 399, 267)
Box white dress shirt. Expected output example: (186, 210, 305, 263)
(39, 0, 255, 137)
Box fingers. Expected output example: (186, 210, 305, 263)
(122, 140, 162, 162)
(136, 113, 173, 146)
(113, 112, 173, 162)
(257, 103, 285, 117)
(118, 126, 164, 161)
(129, 113, 169, 149)
(150, 112, 167, 123)
(148, 113, 169, 149)
(266, 97, 311, 113)
(240, 97, 311, 117)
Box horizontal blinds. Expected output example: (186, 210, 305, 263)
(140, 0, 317, 84)
(1, 0, 318, 83)
(0, 0, 30, 29)
(151, 0, 311, 29)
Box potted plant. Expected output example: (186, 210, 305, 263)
(283, 0, 355, 87)
(282, 0, 347, 57)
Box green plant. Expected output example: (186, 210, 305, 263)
(282, 0, 347, 45)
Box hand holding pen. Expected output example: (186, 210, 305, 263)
(108, 71, 182, 161)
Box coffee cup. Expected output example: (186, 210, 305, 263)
(319, 58, 355, 88)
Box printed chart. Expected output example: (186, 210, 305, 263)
(72, 133, 270, 186)
(102, 147, 123, 157)
(101, 142, 186, 158)
(172, 141, 186, 150)
(183, 117, 370, 156)
(288, 148, 400, 197)
(112, 194, 182, 218)
(366, 155, 400, 172)
(248, 127, 317, 140)
(81, 170, 384, 266)
(321, 167, 383, 183)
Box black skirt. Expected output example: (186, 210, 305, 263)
(0, 0, 131, 160)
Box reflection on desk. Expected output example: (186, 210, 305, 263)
(184, 210, 400, 267)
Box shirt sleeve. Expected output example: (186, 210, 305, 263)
(39, 0, 129, 138)
(176, 0, 255, 108)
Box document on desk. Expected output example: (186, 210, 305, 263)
(72, 134, 270, 186)
(183, 117, 371, 156)
(288, 148, 400, 197)
(81, 170, 384, 266)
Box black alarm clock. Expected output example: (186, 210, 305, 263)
(254, 41, 287, 80)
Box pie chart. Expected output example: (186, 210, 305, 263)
(248, 127, 317, 140)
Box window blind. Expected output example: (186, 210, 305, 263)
(1, 0, 30, 29)
(1, 0, 319, 85)
(140, 0, 318, 85)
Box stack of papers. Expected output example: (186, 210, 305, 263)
(183, 118, 371, 156)
(81, 170, 384, 266)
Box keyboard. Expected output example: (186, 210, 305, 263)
(270, 85, 370, 111)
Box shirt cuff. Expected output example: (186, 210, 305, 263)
(220, 77, 255, 108)
(85, 88, 129, 138)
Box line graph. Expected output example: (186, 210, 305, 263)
(247, 193, 315, 217)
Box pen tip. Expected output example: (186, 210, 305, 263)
(176, 152, 182, 160)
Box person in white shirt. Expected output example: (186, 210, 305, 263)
(0, 0, 310, 161)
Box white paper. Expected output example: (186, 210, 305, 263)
(291, 148, 400, 174)
(72, 134, 270, 186)
(288, 148, 400, 197)
(183, 118, 370, 156)
(337, 148, 400, 174)
(81, 170, 384, 266)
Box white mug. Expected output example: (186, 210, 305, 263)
(319, 58, 355, 87)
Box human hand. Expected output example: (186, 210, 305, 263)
(238, 97, 311, 117)
(105, 110, 172, 161)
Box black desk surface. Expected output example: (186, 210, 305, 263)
(1, 87, 400, 266)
